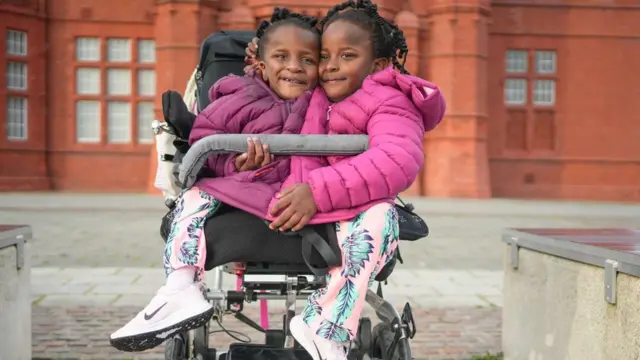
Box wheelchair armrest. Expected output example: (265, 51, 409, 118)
(179, 134, 369, 188)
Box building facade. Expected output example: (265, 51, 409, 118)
(1, 0, 639, 201)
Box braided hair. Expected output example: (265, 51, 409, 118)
(319, 0, 409, 74)
(256, 8, 320, 59)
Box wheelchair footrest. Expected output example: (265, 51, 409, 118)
(226, 343, 313, 360)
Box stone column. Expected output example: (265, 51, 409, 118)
(415, 0, 492, 198)
(147, 0, 218, 193)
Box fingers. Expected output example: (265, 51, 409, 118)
(252, 138, 265, 165)
(276, 185, 298, 199)
(279, 213, 303, 232)
(245, 138, 255, 166)
(261, 143, 271, 167)
(291, 214, 312, 232)
(269, 196, 292, 217)
(270, 206, 296, 230)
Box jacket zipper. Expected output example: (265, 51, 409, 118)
(326, 105, 333, 122)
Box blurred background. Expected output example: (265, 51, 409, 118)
(0, 1, 639, 360)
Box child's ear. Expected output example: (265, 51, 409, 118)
(258, 61, 268, 81)
(371, 58, 390, 74)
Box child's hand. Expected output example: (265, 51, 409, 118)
(243, 38, 259, 74)
(269, 184, 317, 232)
(235, 137, 273, 172)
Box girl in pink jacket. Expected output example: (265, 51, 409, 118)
(251, 1, 447, 359)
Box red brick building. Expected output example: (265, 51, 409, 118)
(1, 0, 639, 201)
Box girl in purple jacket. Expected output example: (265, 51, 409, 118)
(248, 1, 446, 359)
(110, 9, 323, 352)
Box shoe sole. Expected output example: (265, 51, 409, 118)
(110, 306, 215, 352)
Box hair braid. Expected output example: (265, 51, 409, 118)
(255, 7, 320, 59)
(319, 0, 409, 74)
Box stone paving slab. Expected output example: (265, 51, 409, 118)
(31, 267, 504, 308)
(32, 305, 501, 360)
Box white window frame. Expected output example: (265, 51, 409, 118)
(505, 50, 527, 74)
(76, 100, 101, 143)
(7, 97, 28, 141)
(533, 79, 556, 106)
(6, 30, 27, 56)
(76, 37, 101, 62)
(504, 79, 527, 105)
(7, 62, 27, 90)
(535, 51, 556, 74)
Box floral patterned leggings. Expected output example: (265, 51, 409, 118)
(164, 186, 399, 342)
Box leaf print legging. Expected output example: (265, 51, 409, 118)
(163, 186, 220, 282)
(301, 203, 399, 342)
(164, 187, 399, 343)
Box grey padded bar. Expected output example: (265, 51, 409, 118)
(179, 134, 369, 188)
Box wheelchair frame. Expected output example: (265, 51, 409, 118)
(165, 264, 416, 360)
(154, 126, 419, 360)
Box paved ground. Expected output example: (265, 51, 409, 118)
(2, 193, 638, 359)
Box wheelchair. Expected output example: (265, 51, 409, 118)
(153, 30, 426, 360)
(154, 127, 424, 360)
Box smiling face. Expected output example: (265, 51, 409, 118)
(319, 19, 389, 102)
(258, 24, 320, 100)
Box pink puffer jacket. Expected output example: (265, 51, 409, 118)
(266, 66, 446, 224)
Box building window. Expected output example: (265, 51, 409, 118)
(7, 97, 28, 141)
(6, 30, 27, 56)
(137, 102, 154, 143)
(74, 37, 156, 145)
(76, 37, 100, 61)
(504, 49, 557, 107)
(107, 68, 131, 95)
(76, 68, 101, 95)
(138, 40, 156, 63)
(7, 62, 27, 90)
(107, 39, 131, 62)
(107, 101, 131, 143)
(76, 101, 101, 143)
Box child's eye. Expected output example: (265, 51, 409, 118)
(302, 58, 317, 65)
(341, 53, 356, 59)
(274, 54, 286, 60)
(319, 54, 329, 60)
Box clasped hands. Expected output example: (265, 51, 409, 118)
(235, 138, 317, 232)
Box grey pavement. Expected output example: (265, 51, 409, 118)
(1, 193, 638, 270)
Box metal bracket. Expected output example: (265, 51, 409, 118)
(604, 259, 619, 304)
(509, 237, 519, 269)
(0, 232, 26, 270)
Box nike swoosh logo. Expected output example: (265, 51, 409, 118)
(144, 302, 168, 320)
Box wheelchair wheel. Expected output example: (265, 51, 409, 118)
(165, 332, 187, 360)
(370, 323, 403, 360)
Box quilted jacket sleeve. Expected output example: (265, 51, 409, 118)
(188, 76, 257, 177)
(306, 95, 425, 212)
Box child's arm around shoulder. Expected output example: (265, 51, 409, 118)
(307, 84, 445, 212)
(187, 74, 268, 177)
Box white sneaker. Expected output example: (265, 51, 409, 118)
(109, 283, 213, 352)
(290, 316, 349, 360)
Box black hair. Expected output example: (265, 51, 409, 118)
(256, 8, 321, 59)
(319, 0, 409, 74)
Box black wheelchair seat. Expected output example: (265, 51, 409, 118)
(201, 205, 397, 282)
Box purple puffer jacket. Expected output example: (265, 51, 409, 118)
(188, 72, 312, 217)
(266, 66, 446, 224)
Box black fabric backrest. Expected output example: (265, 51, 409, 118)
(195, 30, 255, 112)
